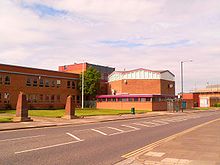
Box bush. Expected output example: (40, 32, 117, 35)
(214, 103, 220, 107)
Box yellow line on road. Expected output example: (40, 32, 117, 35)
(122, 118, 220, 158)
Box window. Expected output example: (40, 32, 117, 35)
(128, 98, 133, 102)
(0, 75, 2, 84)
(39, 94, 44, 102)
(0, 93, 1, 103)
(45, 80, 50, 87)
(33, 79, 38, 87)
(134, 98, 139, 102)
(51, 95, 55, 102)
(32, 94, 37, 103)
(26, 78, 31, 86)
(4, 92, 10, 104)
(51, 81, 55, 87)
(72, 95, 75, 102)
(101, 98, 106, 102)
(45, 95, 50, 102)
(112, 98, 116, 102)
(140, 98, 146, 102)
(57, 80, 61, 88)
(118, 98, 122, 102)
(5, 76, 10, 85)
(122, 98, 127, 102)
(72, 81, 75, 89)
(67, 81, 71, 88)
(39, 79, 44, 87)
(57, 95, 61, 102)
(77, 95, 80, 103)
(107, 98, 111, 102)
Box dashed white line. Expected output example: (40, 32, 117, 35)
(108, 127, 124, 132)
(121, 125, 140, 130)
(91, 129, 107, 136)
(133, 123, 151, 127)
(0, 135, 45, 142)
(66, 133, 84, 141)
(15, 141, 79, 154)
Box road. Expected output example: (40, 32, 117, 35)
(0, 110, 220, 165)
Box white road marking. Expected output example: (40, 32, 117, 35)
(143, 121, 161, 126)
(121, 125, 140, 130)
(108, 129, 136, 136)
(133, 123, 151, 127)
(107, 127, 124, 132)
(0, 135, 45, 142)
(66, 133, 84, 141)
(152, 120, 169, 125)
(91, 129, 107, 136)
(15, 141, 80, 154)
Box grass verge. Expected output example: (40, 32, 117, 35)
(0, 109, 150, 118)
(0, 116, 13, 123)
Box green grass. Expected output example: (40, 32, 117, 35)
(0, 116, 13, 123)
(193, 107, 210, 110)
(0, 109, 150, 118)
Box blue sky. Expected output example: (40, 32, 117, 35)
(0, 0, 220, 92)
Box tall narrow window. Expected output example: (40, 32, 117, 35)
(72, 81, 75, 89)
(0, 75, 2, 85)
(45, 95, 50, 102)
(67, 81, 71, 88)
(57, 95, 61, 102)
(39, 79, 44, 87)
(5, 76, 10, 85)
(57, 80, 61, 88)
(51, 81, 55, 87)
(0, 93, 2, 103)
(33, 78, 38, 87)
(26, 78, 31, 86)
(45, 80, 50, 87)
(39, 94, 44, 102)
(51, 95, 55, 102)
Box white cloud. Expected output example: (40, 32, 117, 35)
(0, 0, 220, 93)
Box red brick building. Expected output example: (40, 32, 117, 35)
(59, 62, 115, 95)
(97, 68, 176, 111)
(0, 64, 79, 109)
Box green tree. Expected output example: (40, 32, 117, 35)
(78, 67, 101, 99)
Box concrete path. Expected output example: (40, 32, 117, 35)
(116, 117, 220, 165)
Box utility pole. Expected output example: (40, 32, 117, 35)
(82, 62, 85, 109)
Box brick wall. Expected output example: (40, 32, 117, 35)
(108, 79, 175, 95)
(0, 64, 79, 109)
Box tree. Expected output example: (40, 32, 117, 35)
(78, 67, 101, 99)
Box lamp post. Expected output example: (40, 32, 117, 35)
(82, 62, 85, 109)
(180, 60, 192, 112)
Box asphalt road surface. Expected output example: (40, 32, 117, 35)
(1, 110, 220, 165)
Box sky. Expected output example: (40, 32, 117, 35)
(0, 0, 220, 93)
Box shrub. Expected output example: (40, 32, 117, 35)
(214, 103, 220, 107)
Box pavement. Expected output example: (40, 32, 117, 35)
(116, 117, 220, 165)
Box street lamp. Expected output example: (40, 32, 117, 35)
(82, 62, 85, 109)
(180, 60, 193, 112)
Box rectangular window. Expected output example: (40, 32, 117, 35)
(51, 81, 55, 87)
(72, 81, 75, 89)
(122, 98, 127, 102)
(112, 98, 116, 102)
(33, 79, 38, 87)
(57, 80, 61, 88)
(77, 95, 80, 103)
(134, 98, 139, 102)
(39, 94, 44, 102)
(146, 98, 151, 102)
(26, 78, 31, 86)
(5, 76, 10, 85)
(72, 95, 75, 102)
(67, 81, 71, 88)
(140, 98, 146, 102)
(45, 95, 50, 102)
(32, 94, 37, 103)
(39, 79, 44, 87)
(0, 75, 2, 84)
(118, 98, 122, 102)
(107, 98, 111, 102)
(45, 80, 50, 87)
(128, 98, 133, 102)
(57, 95, 61, 102)
(0, 93, 1, 103)
(51, 95, 55, 102)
